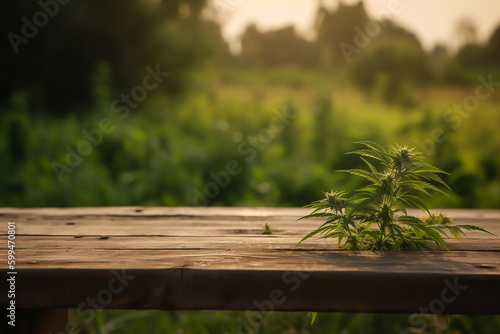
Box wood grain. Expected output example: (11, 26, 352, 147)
(0, 207, 499, 314)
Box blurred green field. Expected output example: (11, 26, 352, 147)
(67, 309, 500, 334)
(3, 68, 500, 209)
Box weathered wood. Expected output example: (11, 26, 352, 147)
(0, 207, 499, 314)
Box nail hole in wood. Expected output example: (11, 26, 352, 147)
(476, 264, 495, 269)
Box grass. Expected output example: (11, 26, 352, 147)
(262, 223, 273, 235)
(4, 69, 499, 208)
(68, 309, 500, 334)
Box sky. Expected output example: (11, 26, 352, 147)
(216, 0, 500, 53)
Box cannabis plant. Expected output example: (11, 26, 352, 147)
(298, 142, 491, 251)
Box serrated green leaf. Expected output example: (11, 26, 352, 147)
(297, 142, 494, 254)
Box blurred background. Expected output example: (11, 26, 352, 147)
(2, 0, 500, 209)
(2, 0, 500, 332)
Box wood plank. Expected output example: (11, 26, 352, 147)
(2, 268, 498, 314)
(9, 235, 500, 252)
(3, 216, 499, 231)
(7, 247, 500, 271)
(0, 207, 499, 314)
(1, 206, 498, 219)
(2, 211, 499, 239)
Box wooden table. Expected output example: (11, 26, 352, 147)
(1, 207, 499, 333)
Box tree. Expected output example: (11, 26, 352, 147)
(350, 22, 431, 104)
(484, 24, 500, 66)
(455, 17, 477, 47)
(1, 0, 211, 114)
(314, 1, 370, 66)
(239, 25, 317, 67)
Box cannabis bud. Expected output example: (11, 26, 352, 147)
(298, 141, 492, 251)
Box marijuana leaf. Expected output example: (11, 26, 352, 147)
(298, 142, 493, 251)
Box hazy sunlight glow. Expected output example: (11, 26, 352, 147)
(219, 0, 500, 53)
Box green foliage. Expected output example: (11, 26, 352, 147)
(3, 71, 500, 209)
(239, 25, 318, 68)
(350, 38, 432, 105)
(68, 309, 500, 334)
(262, 223, 272, 235)
(315, 2, 369, 66)
(299, 142, 492, 251)
(456, 25, 500, 68)
(307, 311, 318, 325)
(1, 0, 217, 114)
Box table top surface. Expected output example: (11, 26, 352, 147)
(1, 207, 499, 314)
